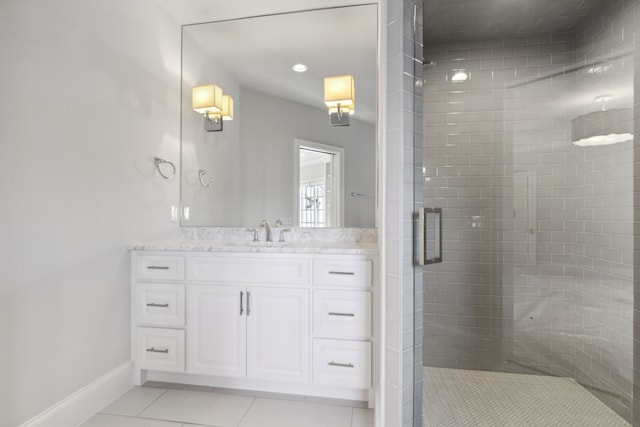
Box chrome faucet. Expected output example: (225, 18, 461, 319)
(260, 219, 272, 242)
(246, 227, 259, 242)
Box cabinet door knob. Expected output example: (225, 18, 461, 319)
(240, 291, 244, 315)
(247, 292, 251, 315)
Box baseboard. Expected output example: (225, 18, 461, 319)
(19, 361, 133, 427)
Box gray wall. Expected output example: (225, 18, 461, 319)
(422, 0, 636, 421)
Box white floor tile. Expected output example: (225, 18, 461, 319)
(138, 389, 254, 426)
(352, 408, 374, 426)
(81, 413, 181, 427)
(238, 398, 353, 427)
(100, 386, 166, 417)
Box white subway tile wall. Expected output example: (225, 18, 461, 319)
(422, 0, 637, 422)
(385, 1, 423, 426)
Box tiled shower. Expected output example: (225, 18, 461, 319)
(421, 0, 637, 422)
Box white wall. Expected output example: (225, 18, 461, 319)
(183, 85, 376, 228)
(239, 88, 376, 228)
(0, 1, 181, 424)
(180, 28, 242, 226)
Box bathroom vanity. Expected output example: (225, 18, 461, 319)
(130, 242, 378, 404)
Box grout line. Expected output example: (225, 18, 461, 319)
(136, 387, 170, 417)
(236, 396, 258, 427)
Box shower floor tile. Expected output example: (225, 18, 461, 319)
(423, 367, 630, 427)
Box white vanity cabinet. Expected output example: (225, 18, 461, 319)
(187, 284, 309, 383)
(187, 285, 246, 377)
(132, 255, 186, 373)
(131, 249, 377, 403)
(311, 259, 373, 389)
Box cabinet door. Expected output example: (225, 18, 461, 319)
(246, 287, 310, 383)
(187, 285, 246, 377)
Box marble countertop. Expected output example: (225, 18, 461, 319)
(128, 240, 379, 255)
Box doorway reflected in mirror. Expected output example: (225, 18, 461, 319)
(296, 141, 343, 228)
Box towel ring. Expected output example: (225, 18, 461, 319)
(154, 157, 176, 180)
(199, 169, 213, 188)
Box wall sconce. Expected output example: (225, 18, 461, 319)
(571, 97, 633, 147)
(324, 75, 355, 126)
(192, 84, 233, 132)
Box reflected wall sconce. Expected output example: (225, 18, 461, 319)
(192, 84, 234, 132)
(571, 98, 633, 147)
(324, 75, 355, 126)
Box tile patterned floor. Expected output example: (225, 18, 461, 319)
(423, 367, 631, 427)
(81, 383, 374, 427)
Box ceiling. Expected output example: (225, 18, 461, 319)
(157, 0, 368, 26)
(423, 0, 610, 43)
(183, 5, 377, 124)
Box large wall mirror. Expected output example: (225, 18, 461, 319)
(180, 5, 378, 228)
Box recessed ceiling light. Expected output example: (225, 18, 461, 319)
(292, 64, 308, 73)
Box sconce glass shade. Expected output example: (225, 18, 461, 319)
(192, 84, 223, 114)
(324, 75, 355, 115)
(222, 95, 234, 121)
(571, 109, 633, 147)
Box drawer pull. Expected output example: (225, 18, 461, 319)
(329, 271, 355, 275)
(240, 291, 244, 315)
(146, 302, 169, 308)
(147, 266, 170, 270)
(329, 361, 354, 368)
(146, 347, 169, 354)
(328, 312, 355, 317)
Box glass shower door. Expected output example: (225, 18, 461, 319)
(419, 25, 635, 421)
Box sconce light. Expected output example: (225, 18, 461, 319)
(324, 75, 355, 126)
(192, 84, 233, 132)
(571, 96, 633, 147)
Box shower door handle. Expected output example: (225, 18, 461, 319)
(416, 207, 442, 266)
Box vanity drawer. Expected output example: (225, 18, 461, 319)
(188, 256, 310, 284)
(136, 255, 185, 281)
(135, 283, 185, 327)
(312, 259, 372, 288)
(313, 290, 371, 338)
(312, 339, 371, 389)
(136, 327, 185, 372)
